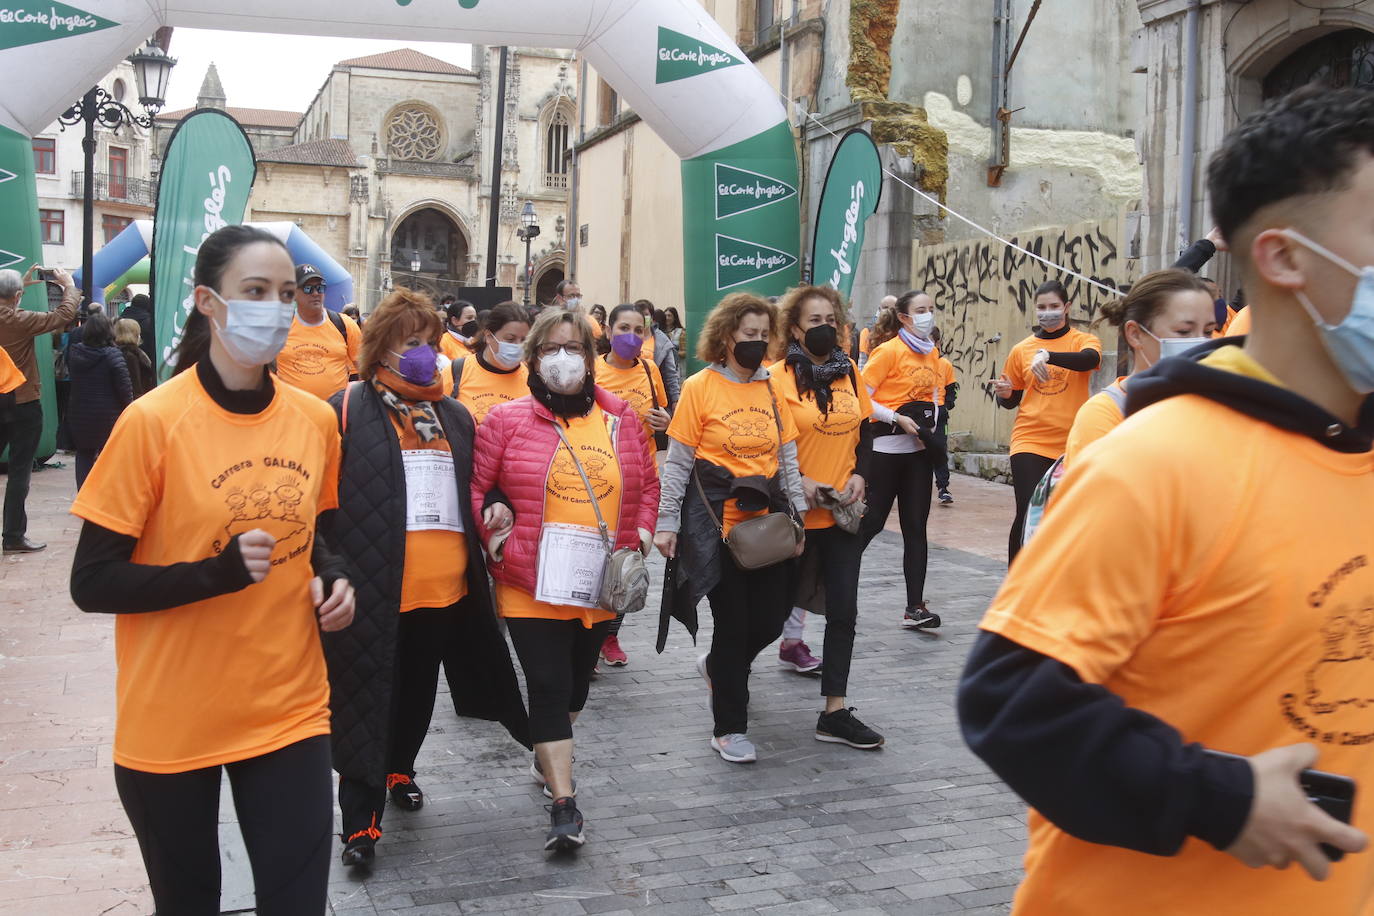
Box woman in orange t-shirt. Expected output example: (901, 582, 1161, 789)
(655, 294, 808, 765)
(993, 279, 1102, 562)
(1064, 269, 1217, 466)
(471, 309, 659, 853)
(438, 299, 477, 362)
(323, 289, 528, 870)
(593, 304, 670, 668)
(772, 285, 884, 749)
(439, 302, 531, 424)
(69, 225, 355, 915)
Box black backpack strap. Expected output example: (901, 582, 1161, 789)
(327, 308, 347, 340)
(450, 357, 465, 399)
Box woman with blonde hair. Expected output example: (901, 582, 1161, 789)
(324, 287, 528, 869)
(472, 308, 658, 852)
(115, 317, 154, 397)
(656, 293, 808, 764)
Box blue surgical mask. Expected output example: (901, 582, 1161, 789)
(493, 339, 524, 368)
(1284, 229, 1374, 394)
(208, 290, 295, 366)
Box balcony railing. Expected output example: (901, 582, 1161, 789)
(70, 171, 157, 207)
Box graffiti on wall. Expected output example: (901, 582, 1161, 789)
(913, 218, 1136, 445)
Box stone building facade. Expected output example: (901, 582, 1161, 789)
(158, 46, 576, 313)
(1134, 0, 1374, 290)
(571, 0, 1146, 449)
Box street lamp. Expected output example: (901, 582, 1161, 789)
(411, 250, 421, 273)
(516, 201, 541, 306)
(59, 39, 176, 305)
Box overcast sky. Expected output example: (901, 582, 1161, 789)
(161, 29, 473, 114)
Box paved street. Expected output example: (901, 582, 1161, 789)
(0, 462, 1024, 915)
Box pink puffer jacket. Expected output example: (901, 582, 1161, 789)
(471, 388, 660, 595)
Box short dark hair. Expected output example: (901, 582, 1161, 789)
(1208, 86, 1374, 243)
(894, 289, 930, 315)
(83, 313, 115, 348)
(446, 299, 474, 321)
(1034, 280, 1069, 304)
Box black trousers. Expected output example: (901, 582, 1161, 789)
(75, 447, 99, 489)
(114, 735, 332, 916)
(0, 400, 42, 540)
(859, 448, 934, 608)
(338, 603, 450, 841)
(933, 422, 951, 490)
(1008, 452, 1056, 563)
(804, 526, 863, 699)
(705, 550, 794, 736)
(607, 612, 625, 637)
(506, 616, 610, 744)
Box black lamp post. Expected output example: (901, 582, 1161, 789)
(58, 40, 176, 306)
(516, 201, 541, 305)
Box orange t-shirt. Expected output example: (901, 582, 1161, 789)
(440, 355, 530, 425)
(595, 355, 667, 463)
(438, 331, 467, 362)
(496, 405, 620, 628)
(641, 330, 656, 362)
(70, 368, 340, 773)
(0, 345, 26, 394)
(1224, 306, 1251, 337)
(979, 349, 1374, 916)
(1002, 328, 1103, 458)
(275, 311, 362, 401)
(858, 327, 872, 357)
(384, 410, 469, 613)
(770, 359, 873, 529)
(861, 336, 954, 406)
(668, 367, 799, 534)
(1063, 377, 1127, 466)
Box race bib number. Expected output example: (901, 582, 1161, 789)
(402, 450, 463, 533)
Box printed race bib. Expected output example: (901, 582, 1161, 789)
(535, 523, 607, 608)
(402, 450, 462, 533)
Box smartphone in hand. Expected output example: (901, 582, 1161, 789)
(1205, 749, 1356, 862)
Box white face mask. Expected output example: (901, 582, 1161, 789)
(910, 311, 936, 338)
(492, 339, 524, 368)
(564, 296, 582, 310)
(208, 290, 295, 366)
(1036, 308, 1066, 332)
(1138, 324, 1209, 365)
(539, 347, 587, 394)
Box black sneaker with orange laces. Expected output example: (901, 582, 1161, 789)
(340, 815, 380, 868)
(387, 772, 423, 811)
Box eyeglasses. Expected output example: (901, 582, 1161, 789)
(537, 342, 586, 357)
(301, 283, 326, 295)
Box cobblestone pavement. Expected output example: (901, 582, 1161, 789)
(0, 462, 1024, 915)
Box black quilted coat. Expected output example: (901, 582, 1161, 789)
(323, 382, 531, 783)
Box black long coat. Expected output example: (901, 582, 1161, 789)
(323, 381, 530, 783)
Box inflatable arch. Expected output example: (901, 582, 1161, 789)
(75, 220, 357, 313)
(0, 1, 802, 454)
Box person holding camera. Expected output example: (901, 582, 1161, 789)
(0, 264, 79, 552)
(471, 308, 658, 853)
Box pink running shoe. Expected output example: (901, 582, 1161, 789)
(779, 641, 822, 673)
(600, 634, 628, 667)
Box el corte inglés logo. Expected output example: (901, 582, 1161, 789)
(656, 26, 744, 84)
(714, 163, 797, 220)
(0, 2, 117, 50)
(716, 234, 798, 290)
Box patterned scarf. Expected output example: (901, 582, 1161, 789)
(373, 367, 445, 448)
(785, 340, 853, 415)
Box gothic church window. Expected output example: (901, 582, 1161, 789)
(386, 104, 445, 161)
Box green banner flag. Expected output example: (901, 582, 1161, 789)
(810, 128, 883, 299)
(0, 124, 57, 458)
(681, 120, 801, 372)
(151, 110, 257, 381)
(0, 2, 118, 52)
(656, 26, 744, 84)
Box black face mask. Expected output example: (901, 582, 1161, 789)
(733, 339, 768, 371)
(459, 320, 479, 338)
(803, 324, 838, 358)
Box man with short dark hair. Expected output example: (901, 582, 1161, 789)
(959, 86, 1374, 914)
(275, 264, 361, 400)
(0, 265, 79, 552)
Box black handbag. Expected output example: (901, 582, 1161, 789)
(642, 359, 669, 451)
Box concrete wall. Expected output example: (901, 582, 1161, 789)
(912, 214, 1137, 449)
(570, 129, 626, 307)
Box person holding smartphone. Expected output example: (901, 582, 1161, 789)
(958, 87, 1373, 915)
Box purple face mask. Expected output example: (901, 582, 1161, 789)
(390, 344, 438, 385)
(611, 332, 644, 360)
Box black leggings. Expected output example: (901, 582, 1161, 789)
(506, 617, 610, 743)
(114, 734, 332, 916)
(805, 526, 863, 699)
(338, 603, 450, 841)
(1008, 452, 1056, 563)
(705, 550, 794, 736)
(859, 449, 934, 608)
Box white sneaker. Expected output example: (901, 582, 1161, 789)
(710, 733, 757, 763)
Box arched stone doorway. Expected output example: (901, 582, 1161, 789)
(535, 264, 565, 307)
(1263, 28, 1374, 99)
(391, 207, 468, 291)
